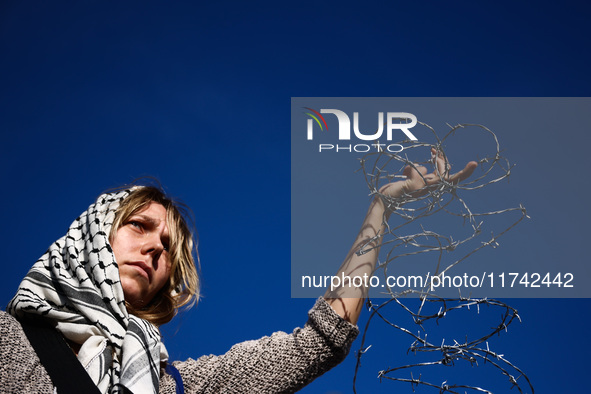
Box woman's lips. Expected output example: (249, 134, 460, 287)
(127, 261, 152, 283)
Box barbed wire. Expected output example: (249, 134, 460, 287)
(352, 123, 533, 393)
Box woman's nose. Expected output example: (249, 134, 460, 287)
(142, 234, 164, 257)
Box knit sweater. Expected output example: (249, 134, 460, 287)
(0, 298, 358, 393)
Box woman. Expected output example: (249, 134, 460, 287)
(0, 150, 476, 393)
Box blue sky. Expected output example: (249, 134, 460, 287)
(1, 1, 589, 393)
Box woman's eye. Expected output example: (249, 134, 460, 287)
(129, 221, 143, 229)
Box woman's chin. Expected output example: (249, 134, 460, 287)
(121, 280, 148, 309)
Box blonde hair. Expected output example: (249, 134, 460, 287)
(109, 186, 200, 326)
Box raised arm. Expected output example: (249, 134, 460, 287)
(325, 148, 477, 324)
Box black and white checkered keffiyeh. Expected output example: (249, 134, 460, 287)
(8, 189, 167, 394)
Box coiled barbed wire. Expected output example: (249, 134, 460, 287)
(352, 123, 533, 393)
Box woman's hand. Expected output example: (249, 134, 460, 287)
(379, 148, 478, 199)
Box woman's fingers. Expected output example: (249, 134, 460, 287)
(403, 164, 428, 178)
(431, 148, 450, 178)
(449, 161, 478, 184)
(430, 147, 477, 184)
(399, 149, 477, 196)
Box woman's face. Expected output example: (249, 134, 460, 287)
(112, 202, 172, 308)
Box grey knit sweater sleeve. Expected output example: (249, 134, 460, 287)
(0, 298, 358, 393)
(159, 298, 359, 394)
(0, 310, 54, 393)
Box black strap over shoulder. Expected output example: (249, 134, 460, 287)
(19, 318, 102, 394)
